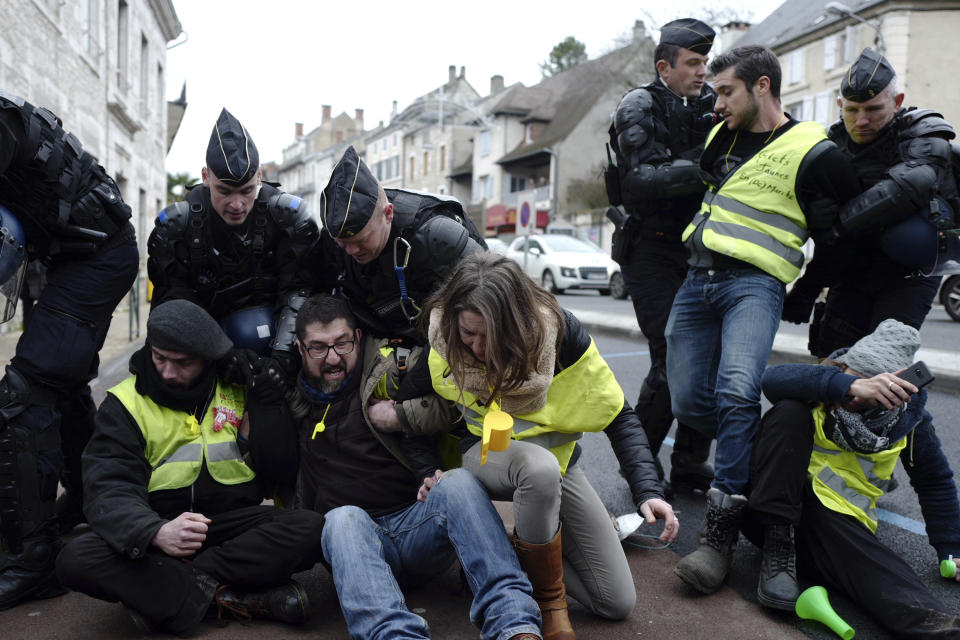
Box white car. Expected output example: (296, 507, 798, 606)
(506, 234, 626, 297)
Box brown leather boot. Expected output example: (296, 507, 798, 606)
(512, 528, 576, 640)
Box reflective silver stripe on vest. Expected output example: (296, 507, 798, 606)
(154, 443, 203, 470)
(702, 191, 808, 238)
(206, 441, 244, 463)
(704, 220, 805, 270)
(464, 407, 583, 450)
(812, 445, 877, 521)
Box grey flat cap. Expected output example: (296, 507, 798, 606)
(147, 299, 233, 360)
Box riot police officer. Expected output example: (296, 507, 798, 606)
(316, 145, 485, 342)
(0, 91, 139, 609)
(606, 18, 718, 494)
(148, 109, 319, 393)
(783, 48, 960, 355)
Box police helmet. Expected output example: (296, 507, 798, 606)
(880, 198, 960, 275)
(0, 204, 28, 323)
(219, 305, 276, 355)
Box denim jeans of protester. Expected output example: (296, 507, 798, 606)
(665, 267, 785, 495)
(321, 468, 541, 640)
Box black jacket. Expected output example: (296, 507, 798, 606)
(82, 374, 263, 560)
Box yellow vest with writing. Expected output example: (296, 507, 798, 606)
(109, 377, 255, 492)
(682, 120, 827, 283)
(428, 339, 624, 474)
(808, 404, 906, 533)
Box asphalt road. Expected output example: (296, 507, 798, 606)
(556, 289, 959, 353)
(584, 329, 960, 640)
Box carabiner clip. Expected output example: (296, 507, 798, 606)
(393, 237, 422, 322)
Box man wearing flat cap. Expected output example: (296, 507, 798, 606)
(148, 108, 319, 400)
(316, 145, 485, 342)
(783, 48, 960, 359)
(55, 300, 325, 634)
(743, 319, 960, 632)
(606, 17, 719, 498)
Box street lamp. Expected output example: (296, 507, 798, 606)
(825, 1, 886, 54)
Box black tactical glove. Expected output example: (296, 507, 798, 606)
(252, 357, 290, 404)
(781, 286, 819, 324)
(804, 195, 841, 235)
(217, 349, 258, 387)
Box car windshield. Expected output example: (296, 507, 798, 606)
(541, 236, 601, 253)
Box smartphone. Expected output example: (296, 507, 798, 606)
(863, 361, 934, 418)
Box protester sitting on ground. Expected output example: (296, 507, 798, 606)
(250, 293, 543, 640)
(56, 300, 325, 634)
(745, 319, 960, 637)
(383, 251, 678, 640)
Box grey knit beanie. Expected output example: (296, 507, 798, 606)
(836, 319, 920, 377)
(147, 299, 233, 360)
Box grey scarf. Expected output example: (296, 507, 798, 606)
(827, 406, 903, 454)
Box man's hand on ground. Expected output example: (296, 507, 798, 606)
(152, 512, 212, 557)
(368, 399, 402, 432)
(640, 498, 679, 544)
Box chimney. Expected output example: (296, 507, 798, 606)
(355, 108, 364, 126)
(448, 65, 456, 85)
(490, 74, 504, 94)
(295, 122, 303, 138)
(391, 100, 398, 119)
(633, 20, 647, 43)
(322, 104, 331, 124)
(459, 65, 465, 79)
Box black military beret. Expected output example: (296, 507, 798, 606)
(320, 145, 380, 238)
(841, 48, 896, 102)
(659, 18, 715, 55)
(147, 300, 233, 361)
(206, 108, 259, 186)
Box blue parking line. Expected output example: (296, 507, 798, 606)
(602, 350, 649, 359)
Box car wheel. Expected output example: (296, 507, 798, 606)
(609, 272, 628, 299)
(542, 270, 563, 294)
(941, 275, 960, 322)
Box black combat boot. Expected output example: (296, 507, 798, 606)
(757, 524, 799, 610)
(214, 580, 309, 626)
(157, 567, 220, 635)
(674, 487, 748, 593)
(0, 533, 66, 610)
(670, 424, 714, 494)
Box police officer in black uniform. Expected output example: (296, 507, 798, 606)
(148, 109, 319, 395)
(783, 49, 960, 355)
(316, 145, 485, 342)
(606, 19, 718, 493)
(0, 90, 139, 609)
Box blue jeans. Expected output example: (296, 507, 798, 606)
(665, 267, 785, 494)
(321, 468, 541, 640)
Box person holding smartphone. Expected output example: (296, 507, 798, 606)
(743, 319, 960, 637)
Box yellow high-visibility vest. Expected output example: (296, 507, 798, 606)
(109, 377, 255, 492)
(429, 339, 624, 474)
(683, 120, 828, 283)
(808, 404, 905, 533)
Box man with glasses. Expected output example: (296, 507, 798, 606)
(315, 146, 485, 342)
(252, 294, 543, 640)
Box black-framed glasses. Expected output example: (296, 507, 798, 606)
(302, 334, 357, 360)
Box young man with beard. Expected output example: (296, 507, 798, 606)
(666, 45, 860, 595)
(55, 300, 325, 634)
(254, 294, 542, 640)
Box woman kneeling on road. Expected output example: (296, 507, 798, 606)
(410, 252, 677, 640)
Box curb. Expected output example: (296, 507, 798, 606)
(575, 310, 960, 394)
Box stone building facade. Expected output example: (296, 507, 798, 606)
(0, 0, 181, 265)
